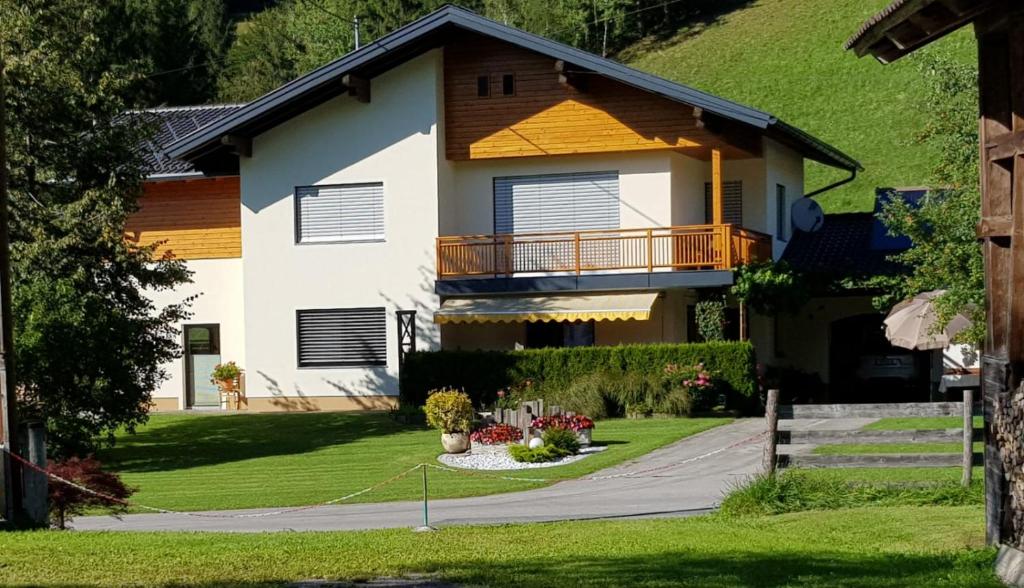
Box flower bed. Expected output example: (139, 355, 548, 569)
(437, 444, 606, 471)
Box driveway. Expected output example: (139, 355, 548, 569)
(72, 417, 873, 532)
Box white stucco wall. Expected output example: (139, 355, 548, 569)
(764, 139, 804, 258)
(148, 258, 245, 409)
(239, 50, 444, 400)
(670, 153, 706, 226)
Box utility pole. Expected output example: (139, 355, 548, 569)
(0, 50, 20, 526)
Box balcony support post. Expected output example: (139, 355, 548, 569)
(574, 232, 582, 275)
(722, 224, 734, 270)
(646, 229, 654, 272)
(711, 148, 724, 226)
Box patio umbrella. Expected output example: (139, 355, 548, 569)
(884, 290, 972, 351)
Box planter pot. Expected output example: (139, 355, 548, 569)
(441, 432, 470, 454)
(576, 428, 593, 447)
(470, 442, 506, 455)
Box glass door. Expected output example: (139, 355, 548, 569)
(185, 324, 221, 408)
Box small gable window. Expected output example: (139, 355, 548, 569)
(502, 74, 515, 96)
(476, 75, 490, 98)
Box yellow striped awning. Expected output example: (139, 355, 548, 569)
(434, 292, 659, 324)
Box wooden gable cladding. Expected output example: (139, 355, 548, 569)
(443, 33, 760, 161)
(126, 176, 241, 260)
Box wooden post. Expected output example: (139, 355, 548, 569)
(963, 388, 974, 488)
(574, 232, 581, 275)
(739, 302, 748, 341)
(711, 148, 724, 225)
(646, 228, 654, 272)
(0, 55, 18, 526)
(764, 389, 779, 474)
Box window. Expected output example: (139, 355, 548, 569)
(776, 183, 789, 241)
(476, 75, 490, 97)
(502, 73, 515, 96)
(295, 183, 384, 244)
(296, 307, 387, 368)
(704, 181, 743, 225)
(494, 171, 620, 234)
(525, 321, 594, 348)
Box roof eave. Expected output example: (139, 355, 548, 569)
(168, 4, 858, 173)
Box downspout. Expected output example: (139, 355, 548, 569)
(804, 166, 858, 199)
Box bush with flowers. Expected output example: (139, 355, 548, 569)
(662, 362, 717, 412)
(469, 423, 523, 445)
(530, 414, 594, 432)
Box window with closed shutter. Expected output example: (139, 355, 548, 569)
(704, 181, 743, 225)
(296, 308, 387, 368)
(295, 183, 384, 243)
(493, 171, 620, 234)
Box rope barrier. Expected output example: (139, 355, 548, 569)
(2, 445, 422, 520)
(2, 429, 766, 522)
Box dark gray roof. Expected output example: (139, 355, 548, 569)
(167, 4, 861, 173)
(136, 104, 245, 177)
(782, 188, 923, 278)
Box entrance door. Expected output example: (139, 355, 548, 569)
(185, 324, 221, 408)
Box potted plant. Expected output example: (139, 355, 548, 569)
(211, 361, 242, 392)
(424, 388, 474, 454)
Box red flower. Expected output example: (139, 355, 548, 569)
(470, 424, 523, 445)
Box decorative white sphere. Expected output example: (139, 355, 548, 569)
(528, 437, 544, 449)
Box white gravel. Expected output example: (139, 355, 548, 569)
(437, 444, 607, 470)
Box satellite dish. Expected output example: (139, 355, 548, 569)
(791, 197, 825, 233)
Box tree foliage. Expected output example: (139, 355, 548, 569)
(218, 0, 750, 101)
(873, 56, 983, 344)
(2, 0, 193, 456)
(47, 456, 134, 529)
(731, 261, 808, 315)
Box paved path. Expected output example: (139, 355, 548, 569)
(72, 417, 873, 533)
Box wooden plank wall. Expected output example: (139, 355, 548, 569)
(443, 33, 758, 161)
(126, 176, 242, 260)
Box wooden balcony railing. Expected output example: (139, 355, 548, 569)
(436, 224, 772, 279)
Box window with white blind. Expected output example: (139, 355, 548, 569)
(703, 181, 743, 225)
(493, 171, 620, 234)
(296, 307, 387, 368)
(295, 183, 384, 244)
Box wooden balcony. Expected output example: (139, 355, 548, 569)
(436, 224, 772, 280)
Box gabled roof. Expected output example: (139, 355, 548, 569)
(167, 4, 860, 174)
(782, 188, 922, 278)
(136, 104, 245, 178)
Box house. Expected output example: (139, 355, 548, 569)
(134, 5, 860, 412)
(776, 188, 926, 402)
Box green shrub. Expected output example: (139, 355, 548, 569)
(541, 427, 580, 454)
(719, 471, 982, 517)
(400, 342, 757, 412)
(423, 388, 474, 434)
(508, 444, 569, 463)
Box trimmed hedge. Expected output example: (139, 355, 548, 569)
(400, 342, 757, 410)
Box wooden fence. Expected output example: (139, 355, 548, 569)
(491, 399, 569, 445)
(763, 389, 981, 486)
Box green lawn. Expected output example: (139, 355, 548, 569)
(0, 506, 995, 586)
(96, 412, 729, 512)
(866, 416, 983, 430)
(814, 442, 982, 455)
(624, 0, 977, 212)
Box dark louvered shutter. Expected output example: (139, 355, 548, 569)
(296, 308, 387, 368)
(494, 171, 619, 234)
(704, 181, 743, 225)
(295, 183, 384, 243)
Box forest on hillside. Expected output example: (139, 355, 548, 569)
(106, 0, 750, 105)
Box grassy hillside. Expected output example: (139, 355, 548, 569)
(623, 0, 977, 212)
